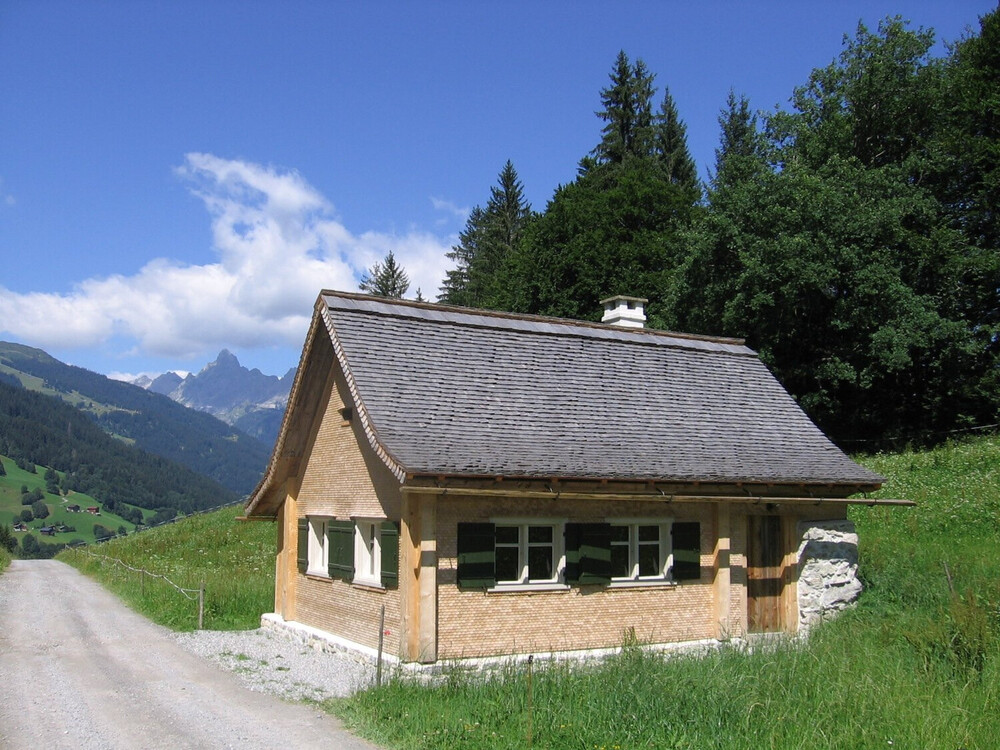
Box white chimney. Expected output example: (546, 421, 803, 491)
(600, 296, 647, 328)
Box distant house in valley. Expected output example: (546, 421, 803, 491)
(244, 291, 911, 666)
(67, 504, 81, 513)
(39, 526, 56, 536)
(13, 522, 27, 532)
(86, 507, 100, 515)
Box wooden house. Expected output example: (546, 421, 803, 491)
(244, 291, 908, 665)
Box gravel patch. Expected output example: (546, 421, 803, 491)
(173, 628, 377, 703)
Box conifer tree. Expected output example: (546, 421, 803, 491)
(438, 161, 531, 309)
(654, 87, 698, 190)
(590, 51, 656, 167)
(710, 91, 766, 190)
(359, 250, 410, 299)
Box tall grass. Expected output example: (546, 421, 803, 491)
(0, 546, 10, 573)
(332, 434, 1000, 749)
(60, 505, 275, 630)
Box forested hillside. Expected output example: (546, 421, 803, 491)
(0, 342, 269, 494)
(0, 379, 236, 514)
(439, 12, 1000, 449)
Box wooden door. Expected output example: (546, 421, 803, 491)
(747, 515, 784, 633)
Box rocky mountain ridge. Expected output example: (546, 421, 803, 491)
(130, 350, 294, 448)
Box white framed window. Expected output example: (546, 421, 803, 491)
(353, 519, 382, 587)
(307, 517, 330, 577)
(492, 519, 564, 587)
(609, 520, 673, 583)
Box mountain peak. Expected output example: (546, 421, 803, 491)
(209, 349, 240, 369)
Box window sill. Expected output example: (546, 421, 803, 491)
(352, 579, 386, 592)
(608, 579, 678, 589)
(487, 582, 570, 594)
(305, 571, 330, 580)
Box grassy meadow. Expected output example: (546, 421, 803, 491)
(1, 455, 141, 545)
(35, 434, 1000, 748)
(60, 504, 275, 630)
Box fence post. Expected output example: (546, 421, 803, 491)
(141, 568, 145, 597)
(198, 581, 205, 630)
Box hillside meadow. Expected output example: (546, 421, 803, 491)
(1, 456, 141, 547)
(44, 434, 1000, 748)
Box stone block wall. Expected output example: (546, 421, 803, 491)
(796, 519, 862, 631)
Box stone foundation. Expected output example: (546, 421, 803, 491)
(796, 520, 862, 631)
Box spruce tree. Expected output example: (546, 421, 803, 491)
(438, 161, 531, 309)
(590, 51, 656, 167)
(653, 87, 698, 191)
(359, 250, 410, 299)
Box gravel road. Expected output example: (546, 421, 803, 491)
(0, 559, 380, 750)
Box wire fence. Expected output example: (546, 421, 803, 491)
(68, 544, 207, 628)
(56, 498, 248, 628)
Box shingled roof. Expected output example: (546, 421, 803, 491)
(292, 291, 880, 489)
(245, 292, 884, 517)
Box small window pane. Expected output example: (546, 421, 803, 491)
(496, 546, 519, 582)
(496, 526, 519, 544)
(638, 543, 660, 577)
(610, 525, 629, 543)
(528, 545, 553, 580)
(610, 544, 630, 578)
(638, 525, 659, 542)
(528, 526, 552, 544)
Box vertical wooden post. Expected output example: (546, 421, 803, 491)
(200, 581, 206, 629)
(400, 488, 439, 664)
(418, 495, 437, 663)
(713, 503, 732, 639)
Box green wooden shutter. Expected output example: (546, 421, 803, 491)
(328, 520, 355, 581)
(457, 522, 495, 589)
(565, 523, 611, 585)
(380, 521, 400, 589)
(671, 522, 701, 581)
(296, 518, 309, 573)
(564, 523, 582, 583)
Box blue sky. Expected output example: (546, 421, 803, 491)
(1, 1, 993, 380)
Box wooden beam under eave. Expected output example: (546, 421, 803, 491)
(400, 486, 913, 506)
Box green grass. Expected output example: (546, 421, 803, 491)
(0, 546, 10, 573)
(60, 505, 275, 630)
(1, 455, 141, 544)
(329, 434, 1000, 749)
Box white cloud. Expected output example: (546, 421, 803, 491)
(0, 154, 454, 361)
(431, 196, 469, 223)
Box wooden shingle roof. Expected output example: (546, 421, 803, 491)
(334, 292, 880, 483)
(246, 291, 882, 516)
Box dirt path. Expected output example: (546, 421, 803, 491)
(0, 560, 379, 750)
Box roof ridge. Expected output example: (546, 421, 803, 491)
(320, 290, 750, 352)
